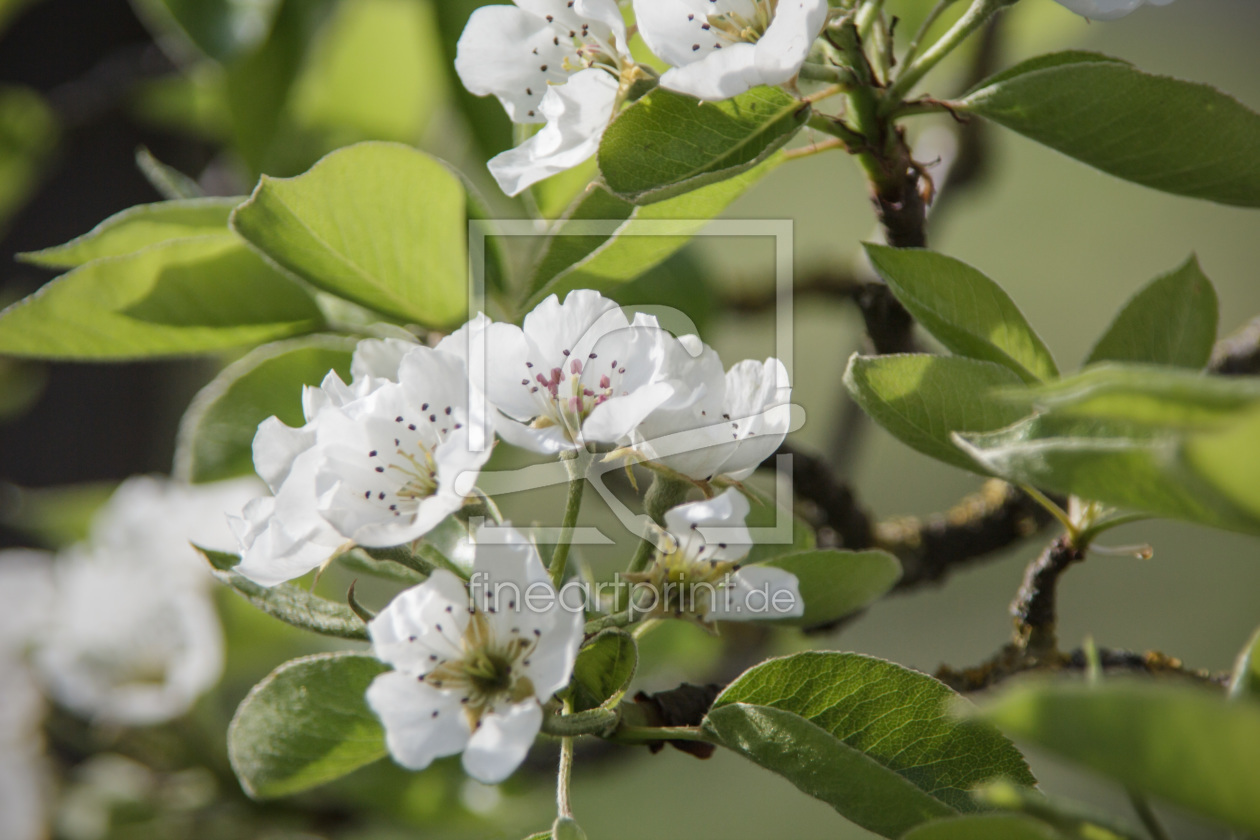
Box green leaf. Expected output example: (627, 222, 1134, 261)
(957, 412, 1260, 535)
(983, 681, 1260, 834)
(741, 491, 817, 566)
(958, 52, 1260, 208)
(287, 0, 447, 146)
(528, 156, 782, 304)
(569, 630, 637, 713)
(756, 549, 901, 628)
(705, 652, 1035, 836)
(174, 335, 356, 483)
(1229, 627, 1260, 702)
(974, 780, 1143, 840)
(0, 236, 324, 360)
(1087, 257, 1218, 369)
(228, 652, 387, 798)
(843, 354, 1032, 473)
(142, 0, 282, 62)
(201, 548, 369, 641)
(598, 86, 808, 204)
(18, 198, 237, 268)
(900, 814, 1062, 840)
(135, 147, 206, 200)
(863, 245, 1057, 382)
(231, 142, 467, 327)
(1009, 364, 1260, 430)
(704, 704, 956, 838)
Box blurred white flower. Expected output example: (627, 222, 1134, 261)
(1052, 0, 1174, 20)
(630, 335, 791, 482)
(454, 0, 632, 195)
(479, 290, 676, 454)
(634, 0, 828, 101)
(629, 488, 802, 622)
(231, 338, 419, 586)
(366, 524, 582, 783)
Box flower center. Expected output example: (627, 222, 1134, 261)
(522, 352, 629, 443)
(422, 610, 538, 728)
(708, 0, 777, 44)
(363, 407, 462, 519)
(625, 530, 740, 618)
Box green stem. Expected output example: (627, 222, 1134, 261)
(557, 705, 575, 819)
(612, 725, 711, 744)
(807, 113, 865, 148)
(882, 0, 1011, 113)
(900, 0, 963, 71)
(1128, 791, 1172, 840)
(584, 610, 634, 635)
(550, 454, 587, 588)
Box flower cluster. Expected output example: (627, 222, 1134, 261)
(233, 289, 796, 782)
(454, 0, 829, 195)
(234, 289, 791, 587)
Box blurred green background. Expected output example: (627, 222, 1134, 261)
(1, 0, 1257, 838)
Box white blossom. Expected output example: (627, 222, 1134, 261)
(479, 290, 676, 454)
(1052, 0, 1174, 20)
(629, 488, 803, 622)
(634, 0, 829, 101)
(630, 335, 791, 482)
(366, 524, 583, 783)
(231, 338, 421, 586)
(29, 478, 249, 726)
(454, 0, 633, 195)
(312, 346, 493, 549)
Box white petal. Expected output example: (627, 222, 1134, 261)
(582, 381, 676, 443)
(455, 4, 578, 123)
(351, 337, 416, 383)
(633, 0, 736, 67)
(662, 487, 753, 562)
(659, 42, 763, 101)
(753, 0, 828, 86)
(0, 550, 55, 650)
(481, 322, 550, 421)
(251, 416, 314, 492)
(367, 672, 471, 771)
(716, 357, 791, 479)
(1052, 0, 1148, 19)
(369, 570, 471, 672)
(487, 68, 619, 196)
(705, 565, 802, 621)
(461, 701, 542, 784)
(523, 290, 626, 366)
(573, 0, 629, 49)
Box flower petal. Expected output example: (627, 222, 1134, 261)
(705, 564, 802, 621)
(752, 0, 828, 86)
(369, 569, 471, 672)
(662, 487, 753, 562)
(461, 700, 542, 784)
(658, 41, 762, 101)
(367, 671, 471, 771)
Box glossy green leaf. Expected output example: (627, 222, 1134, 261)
(1229, 627, 1260, 702)
(843, 354, 1031, 473)
(706, 652, 1035, 836)
(756, 549, 901, 628)
(984, 681, 1260, 834)
(863, 245, 1057, 382)
(18, 198, 237, 268)
(959, 53, 1260, 207)
(231, 142, 467, 326)
(570, 629, 637, 712)
(598, 86, 808, 204)
(957, 412, 1260, 535)
(201, 548, 369, 641)
(705, 703, 956, 838)
(1009, 364, 1260, 430)
(1087, 257, 1218, 368)
(528, 156, 781, 304)
(229, 652, 388, 798)
(900, 814, 1062, 840)
(0, 236, 324, 359)
(174, 335, 356, 483)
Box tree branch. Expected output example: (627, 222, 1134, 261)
(935, 645, 1228, 694)
(1209, 315, 1260, 376)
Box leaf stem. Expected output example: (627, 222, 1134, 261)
(882, 0, 1011, 113)
(899, 0, 964, 71)
(1019, 484, 1076, 540)
(550, 453, 587, 589)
